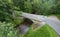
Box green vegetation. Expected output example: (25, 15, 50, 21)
(0, 0, 60, 37)
(0, 0, 60, 22)
(24, 25, 57, 37)
(56, 15, 60, 20)
(0, 22, 19, 37)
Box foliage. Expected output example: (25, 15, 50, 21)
(0, 22, 19, 37)
(0, 0, 21, 22)
(0, 0, 60, 22)
(0, 0, 60, 37)
(0, 0, 13, 22)
(13, 0, 60, 15)
(56, 15, 60, 20)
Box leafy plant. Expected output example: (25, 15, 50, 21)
(0, 22, 19, 37)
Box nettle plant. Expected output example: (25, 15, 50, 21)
(0, 22, 19, 37)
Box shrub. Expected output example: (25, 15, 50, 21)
(0, 22, 19, 37)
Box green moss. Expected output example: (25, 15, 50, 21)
(24, 25, 57, 37)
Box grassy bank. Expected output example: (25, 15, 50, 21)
(24, 24, 57, 37)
